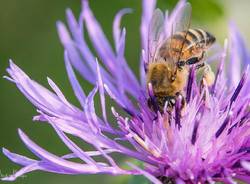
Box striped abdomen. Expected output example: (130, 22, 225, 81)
(159, 28, 216, 61)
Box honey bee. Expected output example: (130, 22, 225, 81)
(146, 3, 216, 113)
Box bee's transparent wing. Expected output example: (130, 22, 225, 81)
(147, 4, 192, 67)
(167, 2, 192, 65)
(173, 2, 192, 33)
(147, 9, 165, 64)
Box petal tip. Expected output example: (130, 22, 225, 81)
(17, 128, 26, 139)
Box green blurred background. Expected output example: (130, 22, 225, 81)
(0, 0, 249, 184)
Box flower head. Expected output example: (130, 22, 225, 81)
(2, 0, 250, 183)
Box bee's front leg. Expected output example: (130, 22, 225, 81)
(195, 63, 205, 70)
(195, 51, 206, 70)
(175, 92, 186, 116)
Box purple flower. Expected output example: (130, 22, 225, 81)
(2, 0, 250, 183)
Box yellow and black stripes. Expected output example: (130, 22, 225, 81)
(158, 28, 215, 63)
(187, 29, 215, 47)
(170, 29, 216, 49)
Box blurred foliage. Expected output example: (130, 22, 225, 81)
(0, 0, 226, 184)
(189, 0, 224, 23)
(129, 175, 150, 184)
(158, 0, 224, 23)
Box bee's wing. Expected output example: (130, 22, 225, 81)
(172, 2, 192, 61)
(147, 9, 165, 63)
(173, 2, 192, 34)
(164, 3, 192, 65)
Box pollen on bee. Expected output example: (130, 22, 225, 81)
(203, 64, 215, 86)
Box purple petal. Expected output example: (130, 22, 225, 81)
(165, 0, 186, 37)
(57, 21, 95, 83)
(127, 162, 162, 184)
(48, 119, 98, 166)
(64, 51, 86, 107)
(82, 0, 116, 73)
(2, 148, 36, 166)
(241, 161, 250, 171)
(62, 149, 117, 159)
(17, 129, 95, 172)
(228, 22, 250, 87)
(96, 59, 108, 123)
(6, 60, 83, 120)
(17, 129, 133, 175)
(1, 163, 39, 181)
(140, 0, 156, 84)
(84, 86, 100, 134)
(113, 8, 132, 52)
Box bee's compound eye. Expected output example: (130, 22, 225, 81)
(186, 57, 199, 65)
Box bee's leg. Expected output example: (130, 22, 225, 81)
(195, 51, 206, 70)
(160, 96, 176, 115)
(195, 62, 205, 70)
(186, 51, 207, 69)
(147, 97, 159, 113)
(147, 83, 160, 113)
(175, 92, 186, 116)
(202, 64, 215, 86)
(199, 51, 206, 61)
(164, 96, 176, 109)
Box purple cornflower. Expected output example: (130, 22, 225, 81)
(2, 0, 250, 183)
